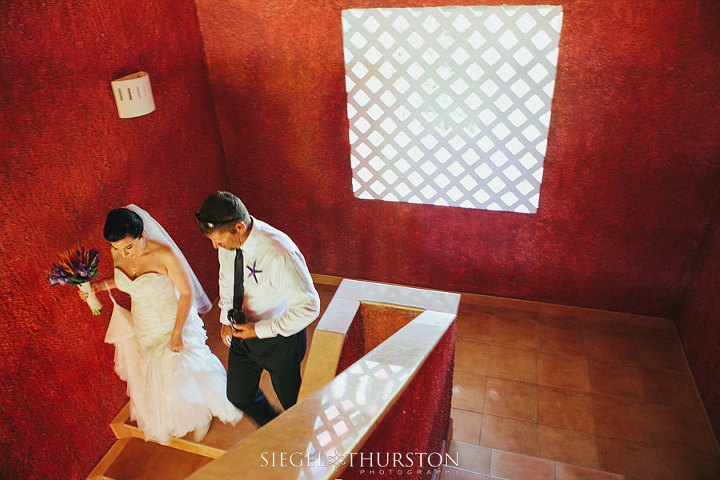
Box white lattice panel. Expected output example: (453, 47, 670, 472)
(343, 6, 563, 213)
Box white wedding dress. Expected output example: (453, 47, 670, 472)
(104, 267, 241, 444)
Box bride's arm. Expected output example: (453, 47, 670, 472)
(78, 276, 116, 302)
(162, 246, 194, 351)
(88, 249, 119, 292)
(91, 276, 117, 291)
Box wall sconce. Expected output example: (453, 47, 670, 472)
(111, 71, 155, 118)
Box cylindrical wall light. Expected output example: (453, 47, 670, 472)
(111, 71, 155, 118)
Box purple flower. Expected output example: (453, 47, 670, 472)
(48, 246, 101, 287)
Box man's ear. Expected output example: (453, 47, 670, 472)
(234, 221, 246, 236)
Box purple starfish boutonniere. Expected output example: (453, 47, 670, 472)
(246, 260, 262, 283)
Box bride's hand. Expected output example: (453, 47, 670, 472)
(78, 282, 94, 300)
(170, 331, 184, 352)
(221, 324, 233, 347)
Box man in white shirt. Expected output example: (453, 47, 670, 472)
(196, 191, 320, 426)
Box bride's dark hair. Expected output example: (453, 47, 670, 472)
(104, 208, 144, 242)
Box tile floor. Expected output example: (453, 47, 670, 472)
(444, 299, 720, 480)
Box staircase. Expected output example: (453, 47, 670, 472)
(86, 393, 264, 479)
(87, 280, 462, 480)
(85, 298, 291, 480)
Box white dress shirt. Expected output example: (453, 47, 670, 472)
(218, 217, 320, 339)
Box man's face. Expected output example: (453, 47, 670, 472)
(205, 223, 244, 250)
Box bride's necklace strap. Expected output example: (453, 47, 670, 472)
(130, 238, 146, 277)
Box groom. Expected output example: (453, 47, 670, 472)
(196, 191, 320, 426)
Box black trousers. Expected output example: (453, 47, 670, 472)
(226, 328, 307, 426)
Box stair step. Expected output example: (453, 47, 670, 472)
(89, 438, 213, 480)
(87, 291, 336, 479)
(88, 401, 260, 479)
(115, 409, 259, 456)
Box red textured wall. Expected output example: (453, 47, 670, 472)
(676, 201, 720, 435)
(195, 0, 720, 318)
(337, 303, 422, 373)
(343, 322, 456, 480)
(0, 1, 228, 478)
(3, 0, 720, 477)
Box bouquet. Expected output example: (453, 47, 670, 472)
(48, 246, 103, 315)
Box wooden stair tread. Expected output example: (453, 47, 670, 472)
(99, 438, 213, 480)
(118, 413, 259, 455)
(88, 285, 339, 479)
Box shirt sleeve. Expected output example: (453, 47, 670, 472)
(252, 251, 320, 339)
(218, 247, 234, 326)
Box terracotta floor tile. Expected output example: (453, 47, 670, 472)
(538, 306, 586, 326)
(452, 371, 488, 413)
(480, 414, 538, 456)
(538, 322, 586, 356)
(451, 408, 483, 444)
(596, 436, 662, 480)
(646, 402, 717, 452)
(539, 386, 595, 433)
(538, 425, 600, 469)
(492, 316, 538, 349)
(583, 328, 637, 365)
(446, 440, 491, 474)
(457, 310, 493, 342)
(588, 360, 644, 399)
(588, 317, 644, 337)
(450, 298, 718, 480)
(458, 301, 498, 314)
(538, 352, 591, 391)
(484, 377, 538, 423)
(555, 463, 624, 480)
(634, 332, 686, 372)
(640, 366, 698, 408)
(441, 467, 490, 480)
(490, 450, 555, 480)
(493, 305, 540, 323)
(655, 442, 720, 480)
(488, 344, 538, 383)
(591, 394, 654, 445)
(456, 339, 491, 375)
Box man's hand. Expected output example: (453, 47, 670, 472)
(232, 322, 257, 340)
(221, 322, 258, 346)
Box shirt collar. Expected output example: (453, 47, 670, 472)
(240, 216, 259, 252)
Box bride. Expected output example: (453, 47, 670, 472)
(81, 205, 241, 444)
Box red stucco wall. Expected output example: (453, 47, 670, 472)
(344, 321, 456, 480)
(676, 201, 720, 435)
(2, 0, 719, 477)
(194, 0, 720, 443)
(0, 1, 228, 478)
(195, 0, 720, 318)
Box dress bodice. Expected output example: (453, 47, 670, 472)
(114, 268, 179, 342)
(115, 267, 176, 300)
(106, 268, 241, 443)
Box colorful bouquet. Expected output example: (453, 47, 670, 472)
(48, 246, 103, 315)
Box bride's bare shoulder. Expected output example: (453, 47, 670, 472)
(145, 240, 178, 261)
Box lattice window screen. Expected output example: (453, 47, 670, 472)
(342, 6, 563, 213)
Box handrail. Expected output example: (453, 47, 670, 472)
(186, 280, 460, 480)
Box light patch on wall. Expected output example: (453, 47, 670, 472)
(342, 5, 563, 213)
